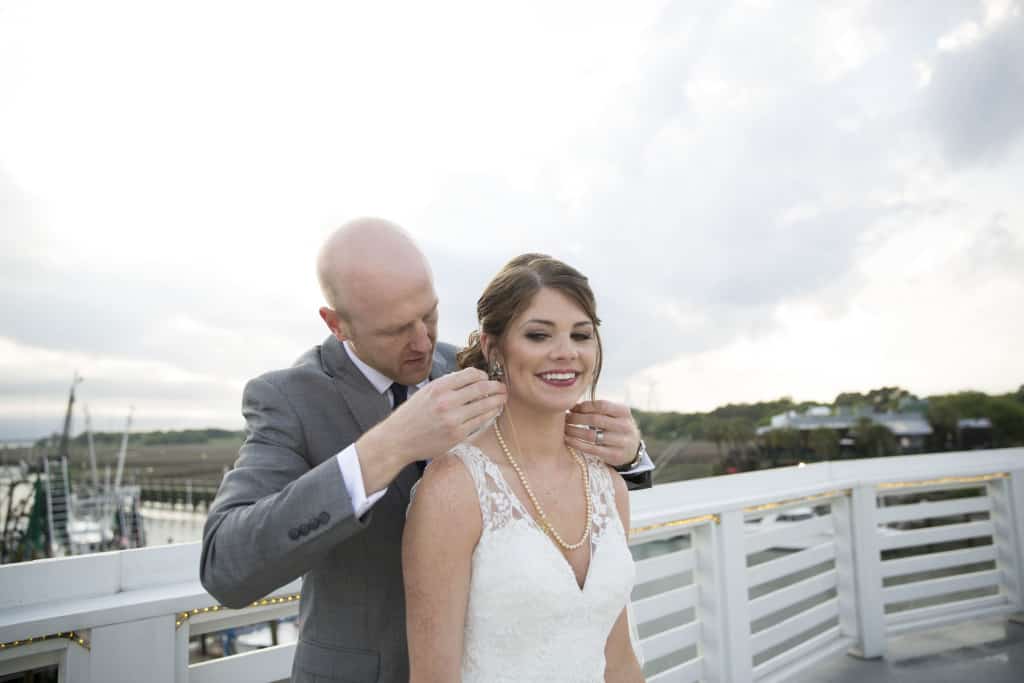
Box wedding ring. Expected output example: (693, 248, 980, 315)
(594, 428, 605, 446)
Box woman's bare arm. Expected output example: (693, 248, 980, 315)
(402, 454, 481, 682)
(604, 470, 644, 682)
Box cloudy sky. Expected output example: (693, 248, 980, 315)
(1, 0, 1022, 438)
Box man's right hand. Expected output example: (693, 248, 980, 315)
(355, 368, 506, 495)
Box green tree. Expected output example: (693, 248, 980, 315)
(761, 427, 802, 466)
(927, 400, 959, 450)
(853, 418, 897, 457)
(834, 392, 867, 409)
(808, 427, 839, 460)
(703, 417, 728, 459)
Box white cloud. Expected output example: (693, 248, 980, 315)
(1, 0, 1022, 434)
(938, 0, 1021, 52)
(812, 3, 886, 82)
(938, 21, 983, 52)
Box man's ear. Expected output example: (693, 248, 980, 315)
(319, 307, 350, 342)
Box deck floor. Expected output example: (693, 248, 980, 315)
(790, 616, 1024, 683)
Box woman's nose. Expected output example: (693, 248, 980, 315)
(550, 335, 578, 359)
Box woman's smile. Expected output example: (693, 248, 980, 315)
(536, 370, 581, 388)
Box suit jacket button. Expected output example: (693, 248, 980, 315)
(318, 511, 330, 524)
(310, 517, 320, 529)
(299, 523, 310, 535)
(288, 528, 300, 540)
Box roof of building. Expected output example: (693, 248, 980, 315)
(760, 410, 933, 436)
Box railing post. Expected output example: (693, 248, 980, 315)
(695, 510, 753, 682)
(88, 615, 177, 683)
(174, 621, 190, 683)
(831, 493, 859, 645)
(60, 640, 91, 683)
(990, 471, 1024, 623)
(693, 521, 726, 682)
(844, 483, 886, 659)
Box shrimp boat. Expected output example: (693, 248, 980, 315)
(1, 375, 145, 562)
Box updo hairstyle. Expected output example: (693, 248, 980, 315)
(457, 253, 603, 398)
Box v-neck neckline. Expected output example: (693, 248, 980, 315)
(473, 444, 596, 592)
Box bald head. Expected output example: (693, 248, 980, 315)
(317, 217, 433, 319)
(317, 217, 440, 383)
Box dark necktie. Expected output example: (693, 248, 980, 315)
(390, 383, 425, 474)
(390, 382, 408, 409)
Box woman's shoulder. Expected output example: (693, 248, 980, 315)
(580, 451, 629, 505)
(421, 447, 476, 489)
(408, 450, 482, 532)
(579, 451, 621, 482)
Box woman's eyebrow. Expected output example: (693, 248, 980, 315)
(519, 319, 593, 328)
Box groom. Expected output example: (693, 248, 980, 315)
(200, 217, 652, 683)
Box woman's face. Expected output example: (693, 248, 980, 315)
(496, 286, 598, 414)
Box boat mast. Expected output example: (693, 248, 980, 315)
(113, 407, 134, 491)
(57, 373, 82, 461)
(84, 405, 100, 491)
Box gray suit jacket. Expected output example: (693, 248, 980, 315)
(200, 336, 457, 683)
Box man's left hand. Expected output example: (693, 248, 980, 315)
(564, 400, 641, 468)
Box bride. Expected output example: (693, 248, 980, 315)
(402, 254, 643, 682)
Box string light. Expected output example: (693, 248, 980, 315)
(2, 593, 304, 647)
(878, 473, 1007, 490)
(175, 593, 302, 629)
(0, 631, 89, 651)
(630, 513, 719, 536)
(744, 489, 850, 515)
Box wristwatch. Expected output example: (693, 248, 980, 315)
(615, 439, 647, 472)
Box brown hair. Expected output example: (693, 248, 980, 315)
(457, 253, 603, 398)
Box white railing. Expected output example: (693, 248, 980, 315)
(1, 448, 1022, 682)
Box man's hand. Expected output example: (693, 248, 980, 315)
(564, 400, 641, 468)
(356, 369, 506, 494)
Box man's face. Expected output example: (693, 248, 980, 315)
(342, 276, 439, 386)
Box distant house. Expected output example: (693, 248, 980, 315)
(756, 406, 933, 454)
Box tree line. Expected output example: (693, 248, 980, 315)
(28, 384, 1024, 462)
(34, 428, 244, 449)
(634, 385, 1024, 467)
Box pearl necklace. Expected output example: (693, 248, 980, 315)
(494, 420, 592, 551)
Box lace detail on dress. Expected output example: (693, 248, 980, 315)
(449, 442, 625, 553)
(449, 442, 532, 534)
(446, 442, 635, 682)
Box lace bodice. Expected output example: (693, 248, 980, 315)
(448, 442, 636, 682)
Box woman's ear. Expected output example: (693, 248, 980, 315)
(481, 334, 505, 381)
(481, 334, 494, 364)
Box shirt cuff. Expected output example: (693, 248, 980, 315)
(337, 444, 387, 518)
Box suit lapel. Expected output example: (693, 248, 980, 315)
(321, 337, 456, 501)
(320, 336, 390, 434)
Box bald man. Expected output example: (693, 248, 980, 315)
(200, 218, 650, 683)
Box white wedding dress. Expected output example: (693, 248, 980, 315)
(447, 442, 636, 682)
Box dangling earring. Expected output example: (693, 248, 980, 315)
(489, 358, 505, 381)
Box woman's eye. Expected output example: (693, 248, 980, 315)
(526, 332, 549, 341)
(572, 333, 593, 341)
